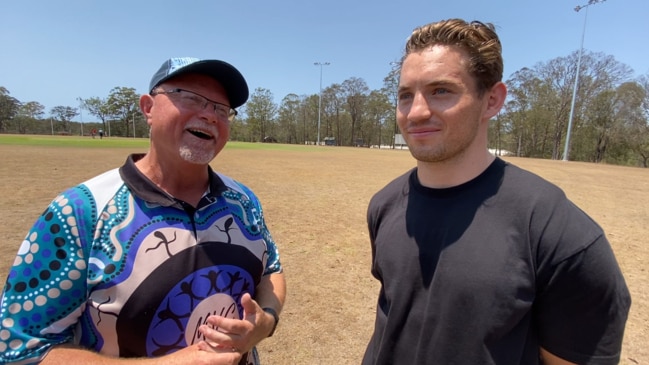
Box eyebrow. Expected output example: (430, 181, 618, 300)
(398, 80, 457, 94)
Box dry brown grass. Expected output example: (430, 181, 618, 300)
(0, 144, 646, 364)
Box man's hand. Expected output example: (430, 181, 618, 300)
(199, 293, 277, 354)
(163, 342, 242, 365)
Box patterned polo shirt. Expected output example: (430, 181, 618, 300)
(0, 154, 281, 364)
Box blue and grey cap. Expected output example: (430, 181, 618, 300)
(149, 57, 249, 108)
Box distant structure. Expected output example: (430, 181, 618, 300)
(324, 137, 336, 146)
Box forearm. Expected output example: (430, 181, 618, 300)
(256, 272, 286, 313)
(40, 344, 147, 364)
(39, 343, 240, 365)
(253, 272, 286, 339)
(540, 348, 577, 365)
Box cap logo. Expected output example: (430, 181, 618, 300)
(167, 57, 200, 75)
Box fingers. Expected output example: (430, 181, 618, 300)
(171, 342, 242, 365)
(240, 293, 259, 318)
(197, 340, 239, 354)
(199, 319, 233, 346)
(199, 295, 262, 355)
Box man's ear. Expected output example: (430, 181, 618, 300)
(484, 81, 507, 120)
(140, 94, 154, 125)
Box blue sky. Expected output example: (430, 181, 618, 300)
(2, 0, 647, 121)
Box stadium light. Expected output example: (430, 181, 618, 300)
(563, 0, 606, 161)
(314, 62, 330, 145)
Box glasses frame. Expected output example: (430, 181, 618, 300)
(151, 88, 238, 122)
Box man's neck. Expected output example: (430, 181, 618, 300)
(135, 153, 210, 207)
(416, 150, 495, 189)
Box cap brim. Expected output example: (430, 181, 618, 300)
(155, 60, 249, 109)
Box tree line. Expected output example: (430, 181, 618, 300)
(1, 49, 648, 166)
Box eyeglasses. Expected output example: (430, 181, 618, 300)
(151, 88, 238, 122)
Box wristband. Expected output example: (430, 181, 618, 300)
(262, 307, 279, 337)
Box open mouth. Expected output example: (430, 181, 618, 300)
(188, 129, 213, 140)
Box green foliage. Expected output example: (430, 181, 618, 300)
(0, 87, 21, 132)
(106, 87, 140, 138)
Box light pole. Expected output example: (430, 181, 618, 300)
(388, 61, 400, 149)
(314, 62, 330, 145)
(563, 0, 606, 161)
(77, 98, 84, 136)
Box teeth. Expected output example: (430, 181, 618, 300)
(188, 129, 213, 140)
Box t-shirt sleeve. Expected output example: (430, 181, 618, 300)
(0, 186, 95, 363)
(535, 233, 631, 364)
(244, 187, 282, 276)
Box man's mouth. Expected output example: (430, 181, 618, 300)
(187, 128, 214, 140)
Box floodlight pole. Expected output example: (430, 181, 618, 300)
(77, 98, 84, 136)
(314, 62, 330, 146)
(563, 0, 605, 161)
(389, 61, 400, 149)
(131, 105, 136, 138)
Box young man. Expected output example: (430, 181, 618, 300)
(362, 19, 631, 365)
(0, 57, 285, 365)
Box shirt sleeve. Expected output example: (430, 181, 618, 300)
(0, 186, 95, 364)
(241, 185, 282, 276)
(535, 233, 631, 364)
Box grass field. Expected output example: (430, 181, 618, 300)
(0, 135, 647, 364)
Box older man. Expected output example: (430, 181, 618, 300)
(0, 57, 286, 365)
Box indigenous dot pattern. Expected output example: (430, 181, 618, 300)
(1, 186, 95, 361)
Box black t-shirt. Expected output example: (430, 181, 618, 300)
(362, 158, 631, 365)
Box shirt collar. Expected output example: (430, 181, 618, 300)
(118, 153, 227, 208)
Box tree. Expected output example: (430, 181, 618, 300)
(503, 51, 634, 161)
(323, 84, 343, 145)
(618, 78, 649, 166)
(15, 101, 45, 134)
(0, 87, 21, 132)
(80, 96, 114, 136)
(106, 87, 139, 137)
(20, 101, 45, 119)
(561, 51, 633, 160)
(580, 90, 617, 162)
(277, 93, 302, 144)
(50, 106, 78, 133)
(245, 88, 277, 142)
(341, 77, 369, 146)
(364, 90, 393, 147)
(381, 64, 400, 148)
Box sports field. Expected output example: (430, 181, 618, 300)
(0, 136, 646, 364)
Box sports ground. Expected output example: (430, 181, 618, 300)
(0, 136, 646, 364)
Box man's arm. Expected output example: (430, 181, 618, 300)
(39, 342, 241, 365)
(255, 271, 287, 316)
(540, 348, 577, 365)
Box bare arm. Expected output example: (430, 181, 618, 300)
(39, 342, 241, 365)
(540, 348, 577, 365)
(255, 271, 287, 314)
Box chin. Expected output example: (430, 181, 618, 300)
(179, 148, 217, 165)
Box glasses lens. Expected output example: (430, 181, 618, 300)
(179, 92, 205, 109)
(159, 89, 235, 122)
